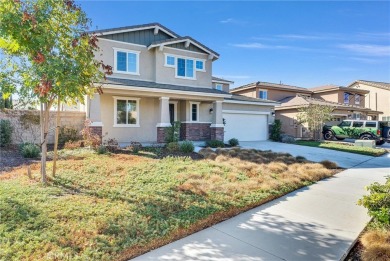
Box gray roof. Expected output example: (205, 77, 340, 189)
(349, 80, 390, 90)
(231, 81, 312, 93)
(309, 85, 369, 94)
(102, 77, 231, 95)
(227, 94, 279, 104)
(212, 76, 234, 83)
(277, 95, 380, 112)
(149, 36, 219, 57)
(90, 22, 180, 38)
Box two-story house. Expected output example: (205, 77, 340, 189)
(231, 81, 381, 138)
(86, 23, 278, 144)
(348, 80, 390, 121)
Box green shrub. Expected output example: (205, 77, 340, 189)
(167, 142, 179, 152)
(180, 140, 194, 153)
(165, 121, 181, 143)
(96, 145, 107, 155)
(228, 138, 239, 146)
(20, 143, 40, 158)
(270, 119, 282, 141)
(206, 140, 225, 148)
(0, 119, 13, 147)
(358, 177, 390, 228)
(59, 126, 81, 145)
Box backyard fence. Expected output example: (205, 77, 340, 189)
(0, 109, 86, 144)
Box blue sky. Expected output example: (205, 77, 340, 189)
(77, 1, 390, 88)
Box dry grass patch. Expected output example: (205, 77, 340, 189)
(361, 230, 390, 261)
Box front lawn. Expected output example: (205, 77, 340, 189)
(296, 140, 387, 157)
(0, 148, 337, 260)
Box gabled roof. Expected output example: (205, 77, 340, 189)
(212, 76, 234, 84)
(309, 85, 369, 94)
(90, 22, 180, 38)
(148, 36, 219, 58)
(276, 95, 381, 113)
(348, 80, 390, 91)
(230, 81, 312, 94)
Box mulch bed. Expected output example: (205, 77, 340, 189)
(0, 146, 39, 173)
(345, 240, 363, 261)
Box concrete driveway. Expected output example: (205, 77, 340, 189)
(132, 152, 390, 261)
(239, 141, 374, 169)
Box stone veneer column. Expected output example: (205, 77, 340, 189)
(156, 97, 171, 143)
(210, 101, 224, 141)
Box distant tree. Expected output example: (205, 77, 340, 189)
(0, 0, 112, 183)
(297, 104, 334, 140)
(270, 119, 282, 141)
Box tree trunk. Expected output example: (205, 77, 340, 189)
(52, 98, 61, 177)
(40, 101, 52, 183)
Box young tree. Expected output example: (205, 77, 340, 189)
(0, 0, 111, 183)
(297, 104, 334, 140)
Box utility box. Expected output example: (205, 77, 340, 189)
(355, 140, 376, 148)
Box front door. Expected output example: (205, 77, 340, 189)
(169, 103, 175, 124)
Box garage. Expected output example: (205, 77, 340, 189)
(223, 111, 269, 142)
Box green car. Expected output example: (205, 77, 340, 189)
(322, 120, 390, 146)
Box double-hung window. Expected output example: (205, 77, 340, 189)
(114, 97, 140, 127)
(355, 94, 360, 105)
(177, 58, 194, 79)
(114, 49, 140, 75)
(259, 90, 268, 99)
(215, 84, 223, 91)
(343, 93, 349, 104)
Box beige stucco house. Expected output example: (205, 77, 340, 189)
(87, 23, 278, 144)
(348, 80, 390, 121)
(231, 81, 381, 138)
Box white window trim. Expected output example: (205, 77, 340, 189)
(215, 83, 223, 91)
(113, 47, 140, 75)
(355, 94, 360, 105)
(195, 59, 206, 72)
(113, 96, 141, 127)
(189, 102, 200, 122)
(169, 101, 178, 122)
(259, 89, 268, 99)
(164, 54, 175, 68)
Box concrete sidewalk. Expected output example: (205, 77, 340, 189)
(132, 153, 389, 261)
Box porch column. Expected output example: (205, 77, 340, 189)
(156, 97, 171, 143)
(210, 100, 224, 141)
(88, 93, 103, 141)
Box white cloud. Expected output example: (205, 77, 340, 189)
(338, 44, 390, 56)
(219, 18, 247, 25)
(231, 43, 290, 49)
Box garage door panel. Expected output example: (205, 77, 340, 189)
(223, 113, 268, 142)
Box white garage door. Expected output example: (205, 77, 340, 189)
(223, 112, 268, 142)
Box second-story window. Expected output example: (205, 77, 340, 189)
(344, 93, 349, 104)
(166, 55, 175, 66)
(259, 90, 268, 99)
(177, 58, 194, 79)
(196, 60, 204, 71)
(355, 94, 360, 105)
(114, 49, 140, 75)
(215, 84, 223, 91)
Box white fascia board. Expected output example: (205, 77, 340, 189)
(212, 80, 234, 84)
(100, 83, 231, 98)
(223, 99, 280, 106)
(148, 39, 219, 58)
(222, 110, 271, 115)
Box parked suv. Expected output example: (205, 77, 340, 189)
(322, 120, 390, 145)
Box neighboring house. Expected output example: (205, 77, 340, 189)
(212, 76, 234, 92)
(231, 81, 381, 138)
(87, 23, 278, 143)
(348, 80, 390, 121)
